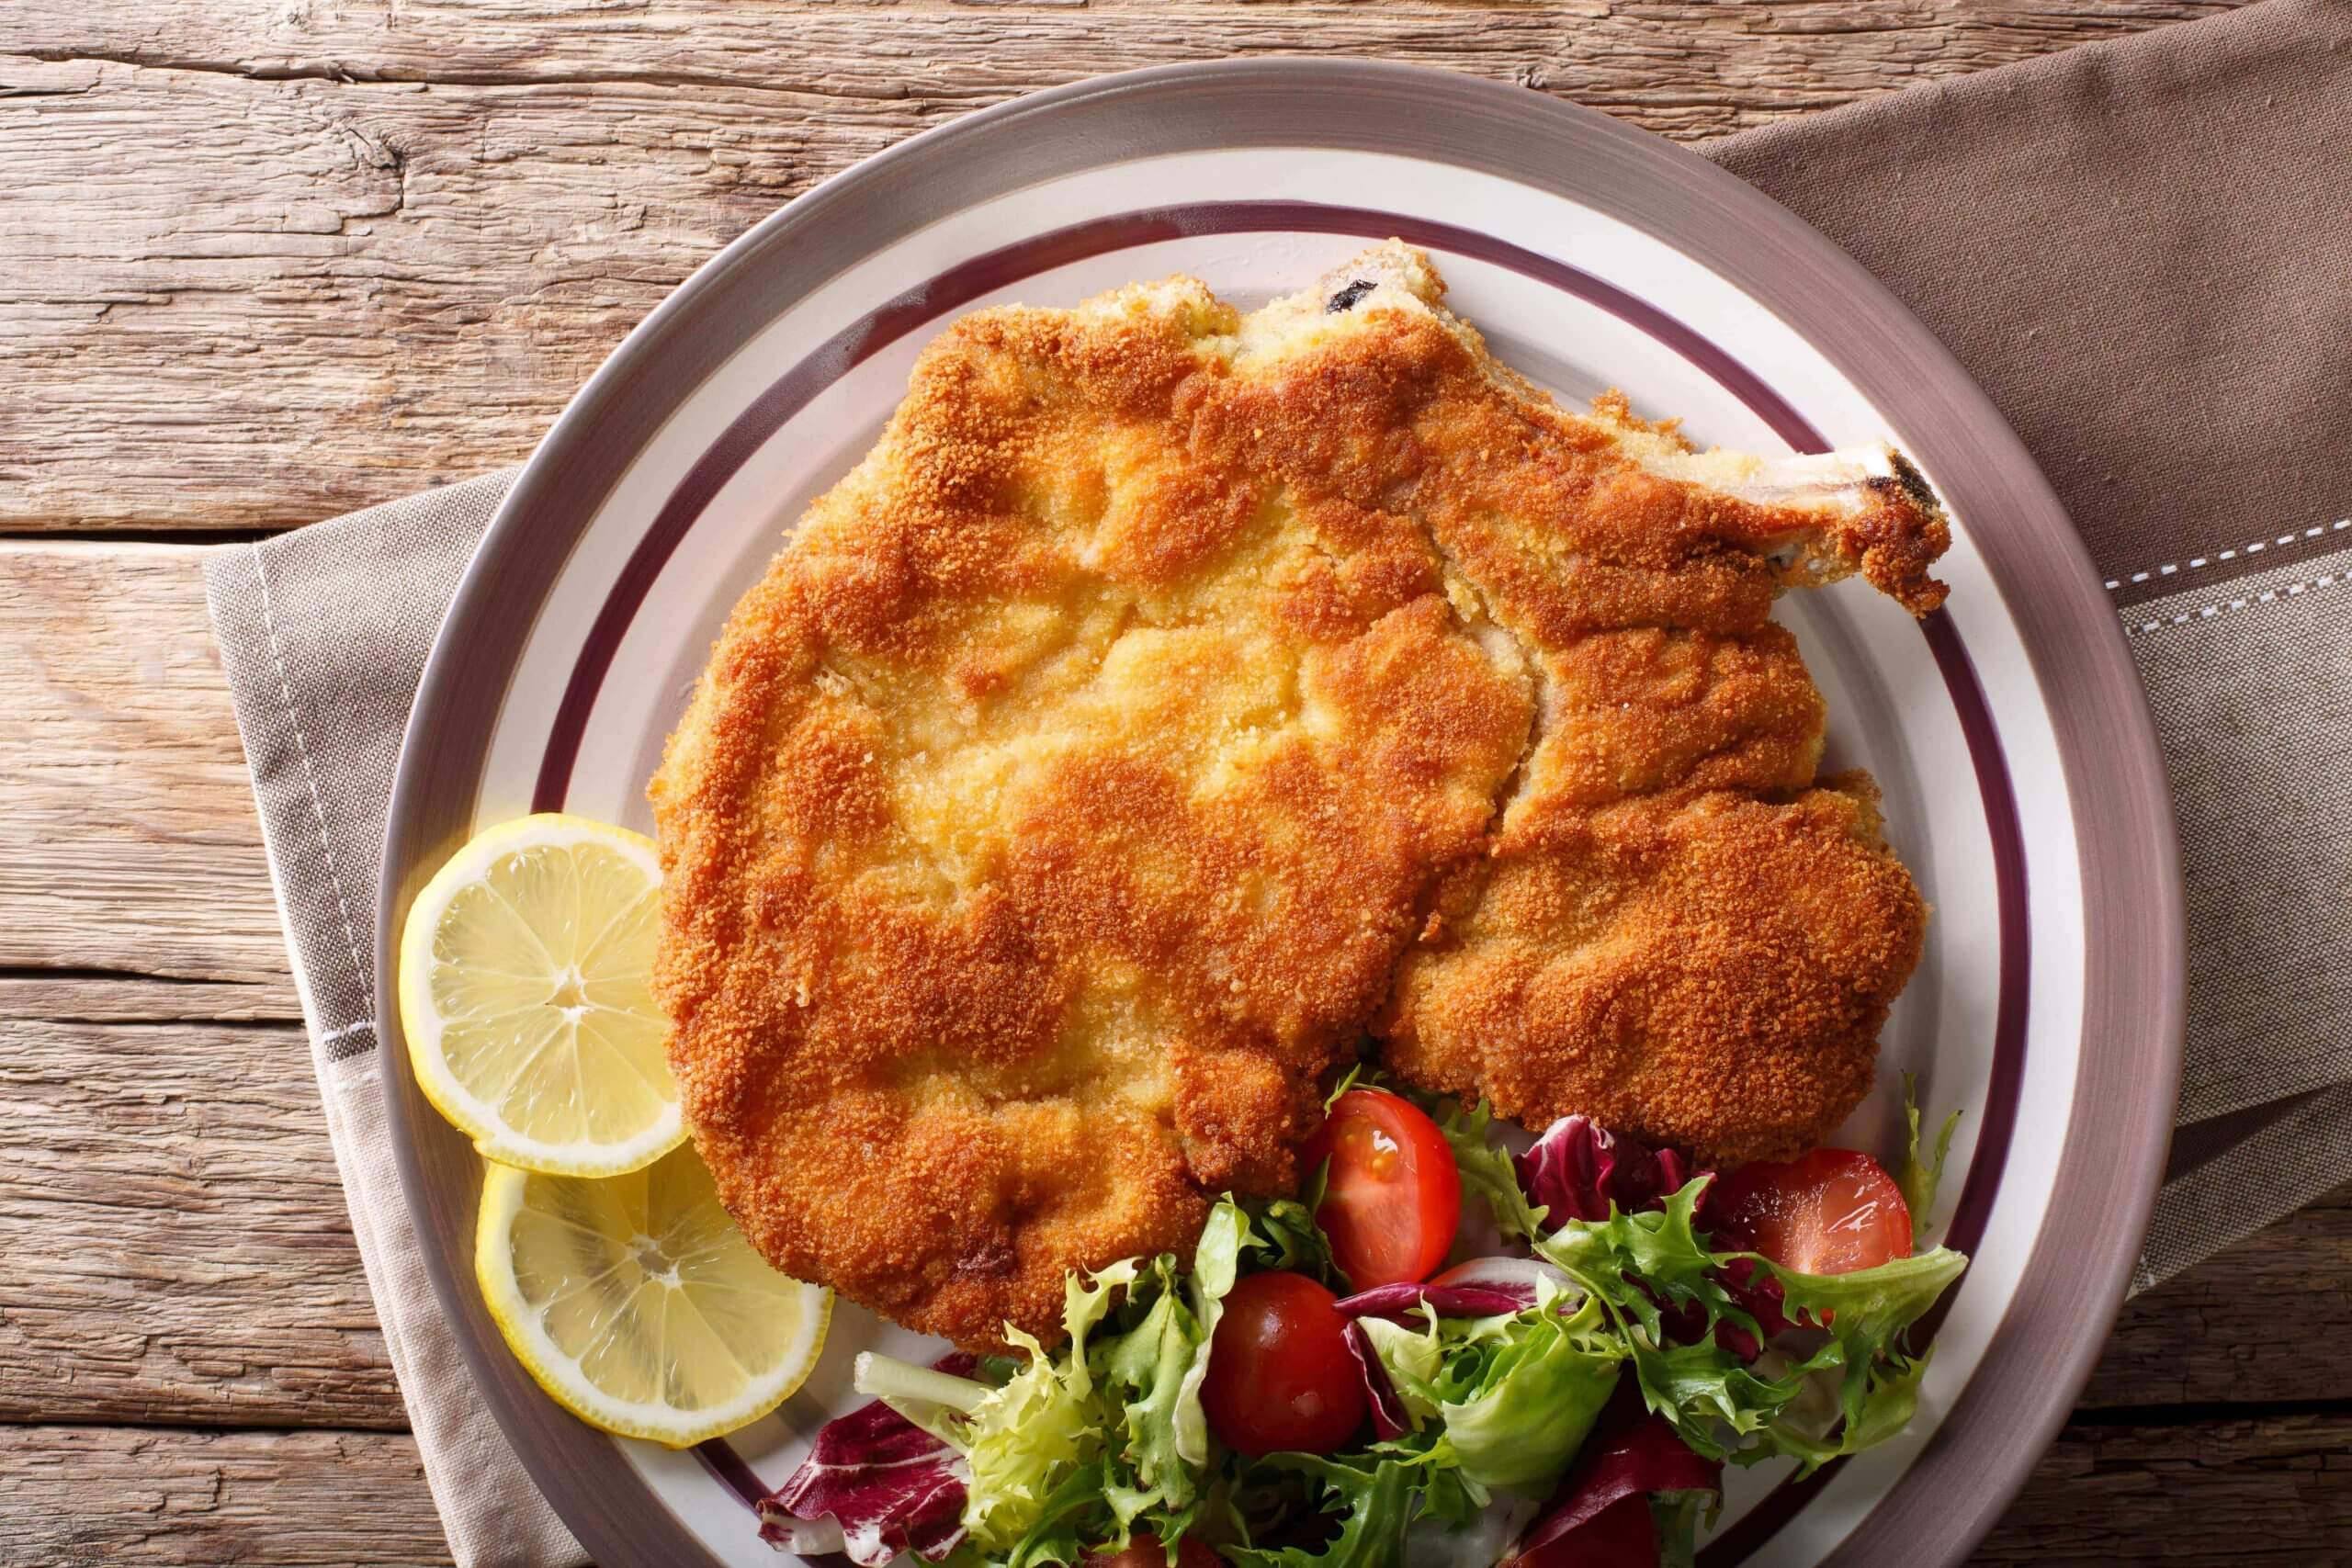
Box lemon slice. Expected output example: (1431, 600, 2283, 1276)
(400, 812, 683, 1176)
(477, 1145, 832, 1445)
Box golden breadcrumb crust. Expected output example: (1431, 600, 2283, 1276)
(651, 244, 1944, 1348)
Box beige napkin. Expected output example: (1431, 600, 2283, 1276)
(204, 484, 585, 1567)
(201, 1, 2351, 1560)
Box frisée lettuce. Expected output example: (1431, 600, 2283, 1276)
(1434, 1289, 1622, 1495)
(761, 1091, 1969, 1566)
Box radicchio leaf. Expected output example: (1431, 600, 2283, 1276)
(1652, 1260, 1782, 1364)
(1521, 1121, 1768, 1361)
(1506, 1379, 1722, 1568)
(1522, 1495, 1657, 1568)
(1516, 1116, 1700, 1227)
(1334, 1280, 1536, 1321)
(758, 1356, 977, 1566)
(1721, 1258, 1792, 1339)
(1340, 1319, 1411, 1440)
(1338, 1255, 1573, 1325)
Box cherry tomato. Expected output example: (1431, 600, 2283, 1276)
(1200, 1270, 1367, 1456)
(1080, 1534, 1225, 1567)
(1712, 1148, 1913, 1276)
(1301, 1089, 1461, 1289)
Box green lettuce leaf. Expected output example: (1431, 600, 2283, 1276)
(1093, 1257, 1204, 1527)
(1622, 1336, 1838, 1461)
(1225, 1455, 1416, 1568)
(956, 1263, 1135, 1549)
(1435, 1292, 1623, 1495)
(1532, 1173, 1966, 1474)
(1439, 1100, 1549, 1244)
(1247, 1185, 1337, 1285)
(1652, 1490, 1713, 1568)
(1356, 1314, 1444, 1427)
(851, 1352, 995, 1444)
(1755, 1247, 1968, 1472)
(1406, 1453, 1487, 1529)
(1323, 1062, 1370, 1111)
(1173, 1200, 1252, 1467)
(1000, 1461, 1111, 1568)
(1898, 1072, 1963, 1245)
(1534, 1180, 1756, 1347)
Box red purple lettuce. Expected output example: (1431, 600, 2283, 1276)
(1333, 1279, 1538, 1321)
(1516, 1115, 1698, 1226)
(757, 1356, 976, 1566)
(1340, 1319, 1412, 1440)
(1521, 1118, 1774, 1360)
(1507, 1378, 1722, 1568)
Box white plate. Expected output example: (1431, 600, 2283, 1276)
(379, 62, 2182, 1568)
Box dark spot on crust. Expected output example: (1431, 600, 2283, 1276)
(1885, 449, 1939, 513)
(1324, 279, 1376, 314)
(953, 1238, 1017, 1280)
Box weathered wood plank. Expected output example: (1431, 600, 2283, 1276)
(1973, 1413, 2352, 1565)
(0, 545, 299, 999)
(0, 974, 298, 1023)
(0, 1427, 451, 1568)
(0, 1, 2237, 533)
(2086, 1184, 2352, 1412)
(0, 1017, 400, 1429)
(6, 0, 2238, 100)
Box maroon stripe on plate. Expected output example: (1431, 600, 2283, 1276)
(695, 1437, 774, 1509)
(1914, 620, 2031, 1271)
(536, 201, 2030, 1563)
(1696, 615, 2029, 1565)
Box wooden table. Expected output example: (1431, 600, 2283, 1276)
(8, 3, 2346, 1562)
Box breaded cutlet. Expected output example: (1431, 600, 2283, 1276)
(650, 243, 1943, 1348)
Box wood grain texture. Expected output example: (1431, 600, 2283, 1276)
(0, 1012, 398, 1430)
(0, 0, 2234, 533)
(0, 1427, 447, 1567)
(0, 973, 298, 1024)
(1974, 1414, 2352, 1566)
(0, 546, 299, 1002)
(2086, 1183, 2352, 1412)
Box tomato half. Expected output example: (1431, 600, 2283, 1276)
(1711, 1148, 1913, 1276)
(1199, 1270, 1367, 1456)
(1302, 1089, 1461, 1289)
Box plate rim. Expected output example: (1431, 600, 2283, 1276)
(376, 58, 2185, 1568)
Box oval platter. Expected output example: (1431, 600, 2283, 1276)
(377, 61, 2185, 1568)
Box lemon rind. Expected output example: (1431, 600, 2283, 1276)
(399, 814, 685, 1179)
(474, 1161, 833, 1448)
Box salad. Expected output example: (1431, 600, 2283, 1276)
(761, 1079, 1966, 1568)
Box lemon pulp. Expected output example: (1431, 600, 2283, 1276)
(399, 813, 683, 1175)
(477, 1144, 831, 1445)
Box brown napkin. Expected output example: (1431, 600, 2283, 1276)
(200, 1, 2351, 1560)
(1702, 0, 2352, 1289)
